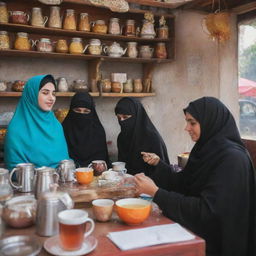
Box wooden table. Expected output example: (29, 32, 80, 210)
(3, 203, 205, 256)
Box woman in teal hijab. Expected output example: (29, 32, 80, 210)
(4, 74, 69, 170)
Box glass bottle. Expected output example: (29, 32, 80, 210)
(14, 32, 31, 51)
(0, 31, 9, 50)
(48, 6, 61, 29)
(0, 1, 8, 23)
(124, 19, 135, 37)
(108, 18, 121, 35)
(63, 9, 76, 30)
(78, 13, 90, 32)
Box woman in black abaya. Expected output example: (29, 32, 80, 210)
(135, 97, 256, 256)
(62, 92, 109, 167)
(115, 97, 169, 177)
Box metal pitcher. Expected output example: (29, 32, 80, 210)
(57, 159, 76, 183)
(34, 166, 59, 199)
(36, 184, 74, 237)
(9, 163, 35, 193)
(0, 168, 13, 202)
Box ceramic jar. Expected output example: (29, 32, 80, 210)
(57, 77, 69, 92)
(0, 31, 9, 50)
(48, 6, 61, 29)
(78, 13, 90, 31)
(133, 79, 143, 93)
(139, 45, 154, 59)
(100, 79, 111, 93)
(124, 19, 135, 37)
(111, 82, 122, 93)
(14, 32, 31, 51)
(69, 37, 84, 54)
(63, 9, 76, 30)
(9, 11, 29, 25)
(73, 80, 88, 92)
(141, 19, 156, 39)
(0, 81, 7, 92)
(56, 39, 68, 53)
(85, 39, 102, 55)
(108, 18, 121, 35)
(127, 42, 138, 58)
(155, 42, 167, 59)
(0, 2, 8, 23)
(12, 80, 26, 92)
(36, 38, 53, 52)
(158, 25, 169, 39)
(123, 79, 133, 93)
(91, 20, 107, 34)
(31, 7, 48, 27)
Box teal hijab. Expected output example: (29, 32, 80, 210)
(4, 75, 69, 170)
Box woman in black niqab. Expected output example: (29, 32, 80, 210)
(62, 92, 109, 167)
(115, 97, 169, 176)
(135, 97, 256, 256)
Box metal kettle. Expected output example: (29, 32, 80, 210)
(36, 184, 74, 236)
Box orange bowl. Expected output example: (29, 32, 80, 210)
(115, 198, 151, 225)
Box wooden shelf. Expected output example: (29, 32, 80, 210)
(0, 92, 155, 97)
(0, 50, 173, 63)
(0, 22, 172, 42)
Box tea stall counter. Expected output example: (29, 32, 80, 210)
(3, 204, 205, 256)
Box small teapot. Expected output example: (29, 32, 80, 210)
(103, 42, 127, 58)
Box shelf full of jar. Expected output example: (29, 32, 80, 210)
(0, 91, 156, 98)
(0, 22, 173, 43)
(0, 49, 173, 63)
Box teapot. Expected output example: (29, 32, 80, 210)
(103, 42, 127, 58)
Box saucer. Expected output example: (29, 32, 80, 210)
(44, 235, 98, 256)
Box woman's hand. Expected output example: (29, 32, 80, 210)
(134, 173, 159, 197)
(141, 152, 160, 166)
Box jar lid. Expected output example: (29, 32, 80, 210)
(127, 41, 137, 45)
(17, 32, 28, 37)
(126, 19, 135, 24)
(66, 9, 75, 13)
(80, 12, 88, 16)
(32, 7, 42, 10)
(12, 11, 26, 14)
(40, 38, 51, 42)
(72, 37, 82, 42)
(90, 39, 101, 45)
(95, 20, 105, 25)
(110, 18, 119, 21)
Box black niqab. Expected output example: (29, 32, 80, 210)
(115, 97, 169, 176)
(62, 92, 109, 167)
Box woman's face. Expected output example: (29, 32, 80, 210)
(116, 114, 132, 122)
(73, 107, 91, 114)
(185, 112, 201, 142)
(38, 82, 56, 111)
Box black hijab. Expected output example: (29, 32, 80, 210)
(62, 92, 109, 167)
(115, 97, 169, 176)
(183, 97, 256, 255)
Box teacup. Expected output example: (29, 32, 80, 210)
(88, 160, 107, 176)
(58, 209, 95, 251)
(112, 161, 127, 174)
(75, 168, 94, 185)
(92, 199, 114, 222)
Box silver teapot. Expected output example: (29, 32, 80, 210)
(57, 159, 76, 183)
(36, 184, 74, 236)
(103, 42, 127, 58)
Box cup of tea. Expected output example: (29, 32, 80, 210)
(88, 160, 107, 176)
(112, 161, 127, 174)
(58, 209, 95, 251)
(92, 199, 114, 222)
(75, 168, 94, 185)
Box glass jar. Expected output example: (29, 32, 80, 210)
(0, 1, 8, 23)
(158, 25, 169, 39)
(155, 42, 167, 59)
(31, 7, 48, 27)
(0, 31, 9, 50)
(123, 79, 133, 93)
(139, 45, 154, 59)
(111, 81, 122, 93)
(14, 32, 31, 51)
(63, 9, 76, 30)
(48, 6, 61, 29)
(127, 42, 138, 58)
(56, 39, 68, 53)
(37, 38, 53, 52)
(91, 20, 107, 34)
(85, 39, 102, 55)
(108, 18, 121, 35)
(73, 79, 89, 92)
(9, 11, 29, 25)
(100, 79, 111, 93)
(57, 77, 69, 92)
(69, 37, 84, 54)
(124, 19, 135, 37)
(78, 13, 90, 32)
(133, 79, 143, 93)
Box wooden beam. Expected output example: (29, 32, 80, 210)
(232, 2, 256, 14)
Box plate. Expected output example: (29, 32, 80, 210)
(44, 235, 97, 256)
(0, 235, 42, 256)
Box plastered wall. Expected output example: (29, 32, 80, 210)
(0, 10, 238, 163)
